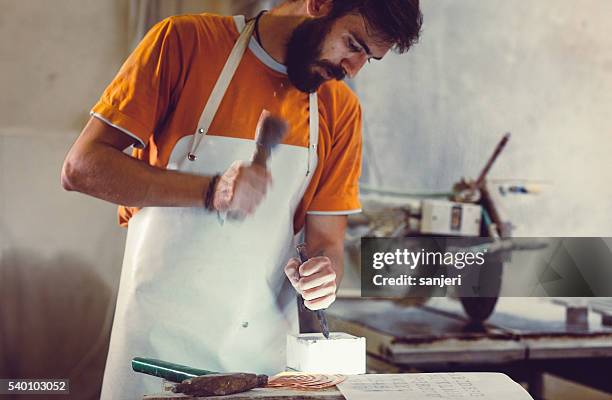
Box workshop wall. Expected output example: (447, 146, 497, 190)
(357, 0, 612, 236)
(0, 1, 130, 398)
(0, 1, 265, 398)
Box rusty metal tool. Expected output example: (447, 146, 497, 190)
(132, 357, 267, 397)
(475, 132, 511, 188)
(173, 373, 268, 397)
(296, 244, 331, 339)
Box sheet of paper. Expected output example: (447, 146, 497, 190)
(337, 373, 533, 400)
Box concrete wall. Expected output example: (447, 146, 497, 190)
(0, 0, 130, 131)
(0, 1, 130, 398)
(357, 0, 612, 236)
(0, 2, 262, 398)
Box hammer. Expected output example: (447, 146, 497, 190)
(227, 110, 289, 221)
(132, 357, 267, 397)
(252, 110, 289, 168)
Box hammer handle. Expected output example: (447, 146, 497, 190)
(252, 144, 270, 168)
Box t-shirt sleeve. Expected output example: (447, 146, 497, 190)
(90, 17, 183, 148)
(307, 89, 363, 215)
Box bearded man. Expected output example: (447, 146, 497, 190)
(61, 0, 422, 397)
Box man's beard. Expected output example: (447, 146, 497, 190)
(285, 17, 346, 93)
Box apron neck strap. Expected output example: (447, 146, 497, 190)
(187, 17, 320, 173)
(188, 18, 256, 161)
(307, 92, 318, 175)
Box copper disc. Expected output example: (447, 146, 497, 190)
(267, 374, 346, 390)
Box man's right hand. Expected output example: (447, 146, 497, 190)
(62, 117, 273, 212)
(213, 161, 272, 216)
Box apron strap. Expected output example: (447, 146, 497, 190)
(187, 16, 320, 178)
(307, 92, 319, 176)
(188, 19, 256, 161)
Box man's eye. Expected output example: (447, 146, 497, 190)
(348, 39, 362, 53)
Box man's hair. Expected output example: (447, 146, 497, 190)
(326, 0, 423, 53)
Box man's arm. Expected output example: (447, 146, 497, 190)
(61, 117, 269, 211)
(284, 215, 347, 310)
(304, 214, 346, 286)
(61, 117, 211, 207)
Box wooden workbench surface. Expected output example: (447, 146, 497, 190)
(326, 297, 612, 365)
(145, 298, 612, 398)
(144, 388, 344, 400)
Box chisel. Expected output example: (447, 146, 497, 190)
(296, 244, 331, 339)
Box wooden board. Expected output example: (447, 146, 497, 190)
(326, 298, 612, 365)
(427, 298, 612, 359)
(327, 298, 513, 342)
(326, 298, 525, 365)
(466, 298, 611, 335)
(144, 388, 344, 400)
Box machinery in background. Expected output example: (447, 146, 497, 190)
(420, 199, 482, 237)
(345, 133, 545, 322)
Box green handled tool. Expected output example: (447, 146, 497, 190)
(132, 357, 216, 383)
(132, 358, 268, 396)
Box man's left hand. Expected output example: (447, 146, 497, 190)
(284, 256, 337, 310)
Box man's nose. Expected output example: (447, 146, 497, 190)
(342, 53, 368, 78)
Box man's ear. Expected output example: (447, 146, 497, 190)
(305, 0, 333, 17)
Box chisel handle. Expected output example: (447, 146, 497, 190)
(296, 244, 331, 339)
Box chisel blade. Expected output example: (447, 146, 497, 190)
(315, 310, 330, 339)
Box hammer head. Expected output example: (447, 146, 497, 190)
(173, 373, 268, 397)
(256, 110, 289, 149)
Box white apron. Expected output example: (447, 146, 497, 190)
(100, 18, 319, 399)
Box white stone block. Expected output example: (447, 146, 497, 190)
(286, 332, 366, 375)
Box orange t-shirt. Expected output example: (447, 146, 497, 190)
(91, 14, 362, 232)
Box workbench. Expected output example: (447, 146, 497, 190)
(326, 297, 612, 397)
(145, 298, 612, 399)
(326, 298, 612, 367)
(145, 388, 343, 400)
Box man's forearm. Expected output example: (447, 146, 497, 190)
(62, 139, 212, 208)
(304, 215, 347, 287)
(312, 242, 344, 288)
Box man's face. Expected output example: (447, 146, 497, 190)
(286, 13, 391, 93)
